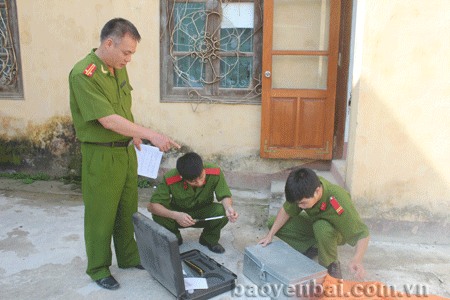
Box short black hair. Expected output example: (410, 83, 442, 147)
(100, 18, 141, 43)
(176, 152, 204, 181)
(285, 168, 321, 203)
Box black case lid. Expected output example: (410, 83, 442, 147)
(132, 212, 185, 298)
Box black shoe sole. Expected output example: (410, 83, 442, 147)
(95, 276, 120, 290)
(199, 237, 225, 254)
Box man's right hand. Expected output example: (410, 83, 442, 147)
(256, 207, 289, 247)
(150, 132, 181, 152)
(97, 114, 181, 151)
(256, 235, 272, 247)
(175, 212, 196, 227)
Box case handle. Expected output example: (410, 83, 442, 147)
(259, 265, 267, 282)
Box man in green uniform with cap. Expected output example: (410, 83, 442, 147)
(69, 18, 180, 290)
(257, 168, 370, 280)
(148, 152, 239, 254)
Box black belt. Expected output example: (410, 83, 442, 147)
(85, 141, 131, 147)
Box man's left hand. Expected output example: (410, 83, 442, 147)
(133, 137, 143, 151)
(225, 207, 239, 223)
(348, 260, 367, 280)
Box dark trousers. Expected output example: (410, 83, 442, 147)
(152, 202, 228, 245)
(268, 212, 344, 267)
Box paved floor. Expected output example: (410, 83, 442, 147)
(0, 177, 449, 299)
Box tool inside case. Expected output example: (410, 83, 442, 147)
(132, 212, 237, 300)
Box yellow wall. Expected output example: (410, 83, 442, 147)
(0, 0, 316, 175)
(2, 0, 450, 222)
(346, 0, 450, 222)
(1, 0, 281, 171)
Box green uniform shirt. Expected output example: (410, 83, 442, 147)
(69, 49, 134, 143)
(283, 176, 369, 246)
(150, 163, 232, 212)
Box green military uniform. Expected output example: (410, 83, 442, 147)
(150, 163, 232, 245)
(69, 49, 140, 281)
(268, 176, 369, 267)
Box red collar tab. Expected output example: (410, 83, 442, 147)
(329, 197, 344, 215)
(83, 63, 97, 77)
(205, 168, 220, 175)
(166, 175, 182, 186)
(320, 202, 327, 211)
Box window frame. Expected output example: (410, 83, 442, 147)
(0, 0, 23, 100)
(160, 0, 263, 104)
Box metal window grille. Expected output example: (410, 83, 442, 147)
(161, 0, 263, 108)
(0, 0, 23, 99)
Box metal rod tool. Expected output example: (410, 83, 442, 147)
(195, 215, 227, 222)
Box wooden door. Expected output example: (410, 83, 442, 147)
(260, 0, 341, 159)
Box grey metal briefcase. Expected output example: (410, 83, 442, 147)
(243, 241, 327, 299)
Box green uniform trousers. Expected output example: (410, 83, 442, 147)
(81, 143, 140, 281)
(268, 212, 344, 267)
(152, 202, 228, 245)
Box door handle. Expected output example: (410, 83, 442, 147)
(264, 71, 271, 78)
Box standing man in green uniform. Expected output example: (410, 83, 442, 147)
(257, 168, 370, 280)
(69, 18, 180, 290)
(148, 152, 239, 254)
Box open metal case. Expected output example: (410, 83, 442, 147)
(132, 212, 237, 300)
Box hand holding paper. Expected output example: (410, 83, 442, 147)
(135, 144, 163, 179)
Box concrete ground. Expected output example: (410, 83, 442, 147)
(0, 173, 449, 299)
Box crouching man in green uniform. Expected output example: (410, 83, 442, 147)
(148, 152, 239, 254)
(69, 18, 180, 290)
(257, 168, 370, 280)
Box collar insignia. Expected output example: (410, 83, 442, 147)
(101, 65, 108, 74)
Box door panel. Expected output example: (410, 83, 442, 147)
(260, 0, 341, 160)
(272, 55, 328, 89)
(300, 98, 326, 147)
(272, 0, 330, 51)
(270, 98, 297, 147)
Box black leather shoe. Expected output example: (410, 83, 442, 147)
(95, 275, 120, 290)
(303, 247, 318, 259)
(199, 237, 225, 254)
(120, 264, 145, 270)
(327, 261, 343, 279)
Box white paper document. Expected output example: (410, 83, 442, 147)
(135, 144, 163, 179)
(184, 277, 208, 290)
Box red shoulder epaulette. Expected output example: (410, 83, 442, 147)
(166, 174, 182, 185)
(83, 63, 97, 77)
(329, 197, 344, 215)
(205, 168, 220, 175)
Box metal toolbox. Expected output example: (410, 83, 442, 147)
(243, 241, 327, 299)
(132, 212, 237, 300)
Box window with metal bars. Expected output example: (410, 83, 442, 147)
(0, 0, 22, 99)
(160, 0, 263, 105)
